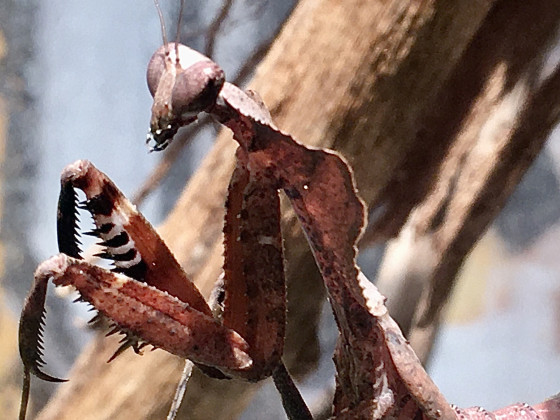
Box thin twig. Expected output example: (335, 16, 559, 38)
(225, 0, 267, 30)
(179, 0, 267, 44)
(166, 360, 194, 420)
(230, 36, 271, 85)
(165, 274, 224, 420)
(204, 0, 235, 58)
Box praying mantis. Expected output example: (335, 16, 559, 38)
(17, 4, 560, 420)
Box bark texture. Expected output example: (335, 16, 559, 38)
(34, 0, 560, 419)
(374, 0, 560, 358)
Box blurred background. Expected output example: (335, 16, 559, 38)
(1, 1, 560, 418)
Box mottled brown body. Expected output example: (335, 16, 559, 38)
(212, 84, 455, 419)
(19, 39, 560, 420)
(453, 403, 546, 419)
(145, 44, 559, 419)
(223, 155, 285, 381)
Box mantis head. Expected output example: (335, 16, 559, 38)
(146, 42, 224, 151)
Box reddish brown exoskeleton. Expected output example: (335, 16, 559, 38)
(18, 9, 560, 420)
(19, 36, 308, 420)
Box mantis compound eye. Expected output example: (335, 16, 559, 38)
(146, 42, 225, 151)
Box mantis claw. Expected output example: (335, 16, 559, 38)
(57, 181, 82, 259)
(19, 257, 69, 387)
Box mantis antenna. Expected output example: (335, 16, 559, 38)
(174, 0, 185, 62)
(153, 0, 169, 56)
